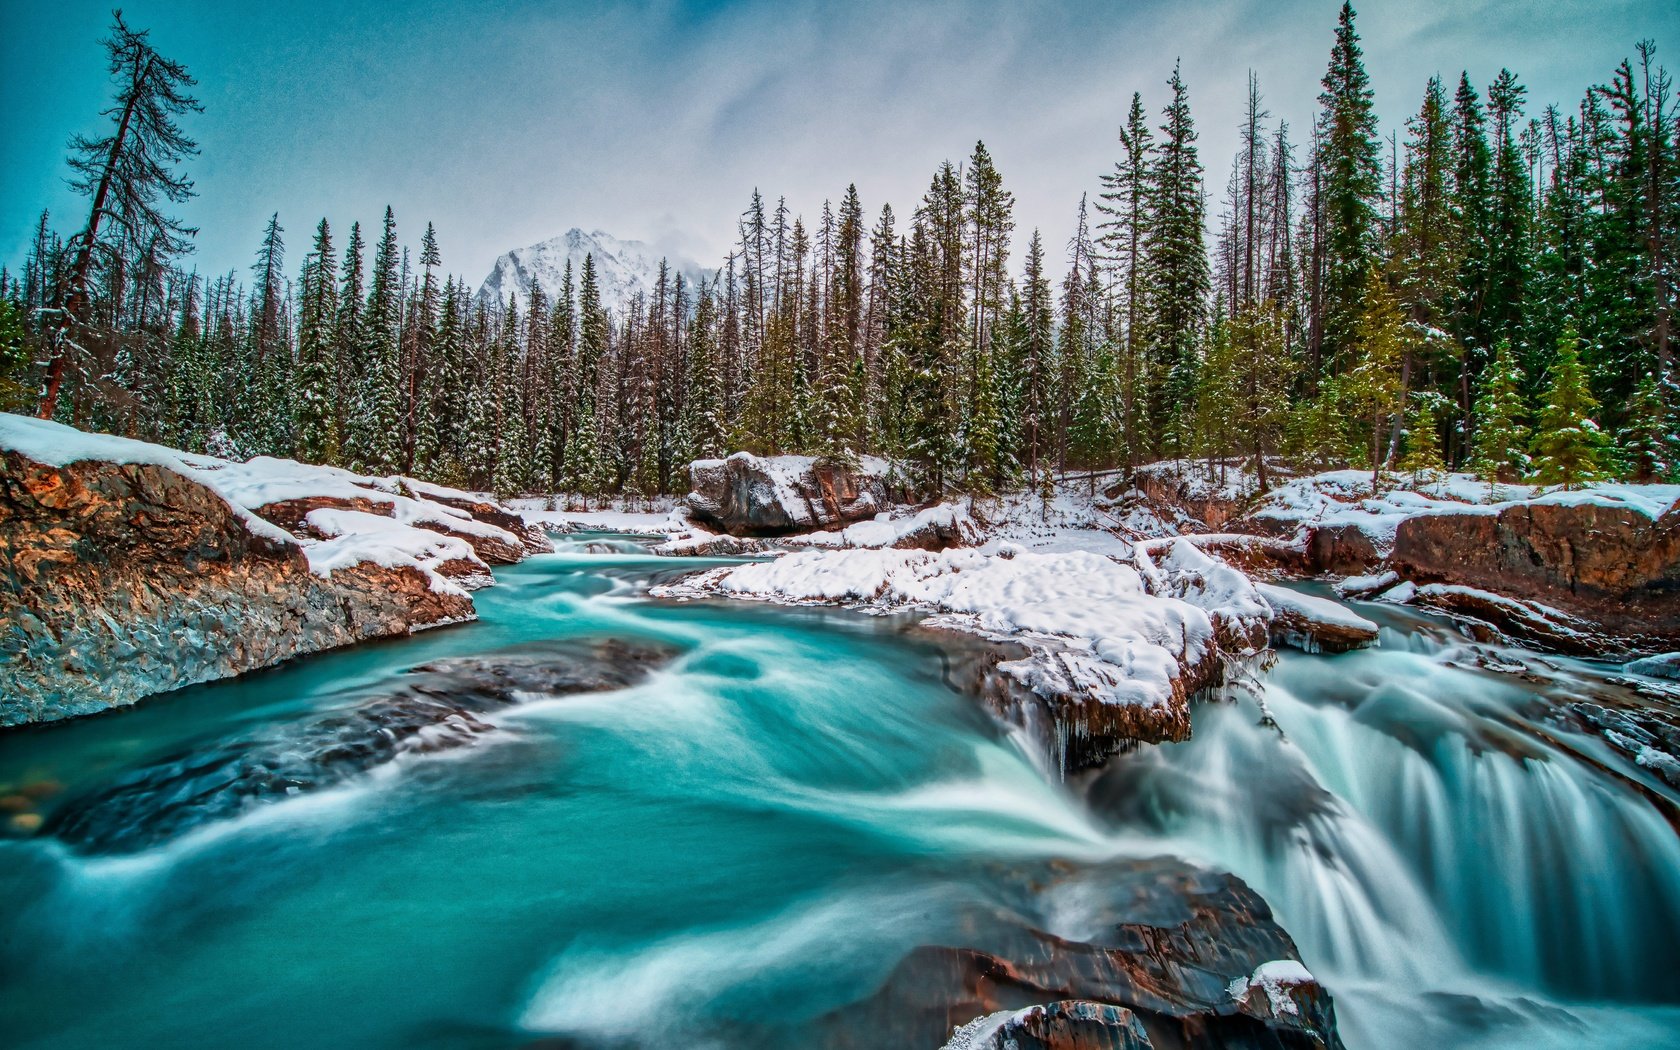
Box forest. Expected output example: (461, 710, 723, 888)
(3, 3, 1676, 499)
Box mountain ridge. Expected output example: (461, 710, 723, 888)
(475, 228, 710, 318)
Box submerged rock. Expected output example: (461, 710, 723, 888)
(684, 452, 915, 536)
(829, 858, 1343, 1050)
(40, 639, 672, 854)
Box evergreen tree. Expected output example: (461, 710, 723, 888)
(351, 207, 403, 473)
(1316, 1, 1383, 368)
(1398, 395, 1447, 482)
(295, 218, 339, 464)
(1530, 325, 1608, 489)
(1616, 372, 1676, 481)
(1345, 268, 1408, 482)
(1143, 62, 1209, 455)
(1470, 339, 1531, 486)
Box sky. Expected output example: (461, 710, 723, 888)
(2, 0, 1674, 290)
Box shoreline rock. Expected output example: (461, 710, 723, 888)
(0, 416, 550, 727)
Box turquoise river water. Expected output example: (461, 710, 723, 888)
(1, 537, 1677, 1048)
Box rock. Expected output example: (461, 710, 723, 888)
(41, 639, 673, 853)
(1564, 699, 1680, 791)
(684, 452, 914, 536)
(0, 447, 533, 726)
(1391, 500, 1680, 649)
(1129, 467, 1245, 530)
(7, 812, 42, 835)
(955, 1001, 1155, 1049)
(1255, 584, 1379, 654)
(828, 857, 1343, 1050)
(1627, 652, 1680, 682)
(1302, 523, 1383, 575)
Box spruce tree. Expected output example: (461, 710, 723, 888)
(1616, 372, 1676, 481)
(1530, 325, 1608, 489)
(1317, 1, 1383, 368)
(1143, 62, 1209, 456)
(295, 218, 339, 464)
(1398, 395, 1447, 483)
(1345, 268, 1408, 483)
(1470, 339, 1530, 486)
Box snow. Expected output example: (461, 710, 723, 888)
(1255, 583, 1380, 635)
(1248, 469, 1680, 551)
(302, 509, 481, 594)
(661, 545, 1216, 711)
(1227, 959, 1315, 1017)
(789, 502, 982, 550)
(1, 412, 527, 597)
(475, 228, 708, 319)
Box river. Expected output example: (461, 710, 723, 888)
(1, 538, 1676, 1048)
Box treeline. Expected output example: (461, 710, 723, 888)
(4, 4, 1676, 497)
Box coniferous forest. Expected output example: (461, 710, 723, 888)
(5, 4, 1677, 499)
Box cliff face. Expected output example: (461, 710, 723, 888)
(0, 420, 549, 727)
(1391, 499, 1680, 649)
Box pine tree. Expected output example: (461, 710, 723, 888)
(351, 207, 403, 473)
(1398, 395, 1447, 482)
(1530, 325, 1608, 489)
(1345, 268, 1408, 483)
(1469, 339, 1530, 486)
(1143, 62, 1209, 455)
(40, 12, 201, 420)
(295, 218, 339, 464)
(1616, 372, 1676, 481)
(1316, 1, 1383, 368)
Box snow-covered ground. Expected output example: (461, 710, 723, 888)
(1247, 469, 1680, 549)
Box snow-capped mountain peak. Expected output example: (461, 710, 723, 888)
(475, 229, 709, 317)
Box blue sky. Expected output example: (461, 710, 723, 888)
(2, 0, 1673, 287)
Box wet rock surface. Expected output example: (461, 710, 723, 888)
(685, 452, 914, 536)
(823, 857, 1343, 1050)
(40, 639, 673, 854)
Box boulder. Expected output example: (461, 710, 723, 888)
(958, 1002, 1155, 1049)
(827, 858, 1343, 1050)
(1255, 584, 1379, 654)
(685, 452, 914, 536)
(1391, 500, 1680, 649)
(0, 438, 544, 726)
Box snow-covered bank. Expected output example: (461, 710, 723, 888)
(0, 414, 550, 725)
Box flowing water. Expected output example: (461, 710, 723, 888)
(1, 540, 1677, 1048)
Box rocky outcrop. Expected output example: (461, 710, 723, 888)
(1302, 523, 1383, 575)
(0, 434, 546, 726)
(826, 858, 1343, 1050)
(1255, 584, 1379, 654)
(947, 634, 1209, 774)
(1391, 500, 1680, 650)
(685, 452, 914, 536)
(40, 639, 672, 853)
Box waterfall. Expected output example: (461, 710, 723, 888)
(1094, 634, 1680, 1006)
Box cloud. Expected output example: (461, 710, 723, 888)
(2, 0, 1672, 287)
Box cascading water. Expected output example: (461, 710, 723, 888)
(1090, 591, 1680, 1046)
(0, 546, 1676, 1049)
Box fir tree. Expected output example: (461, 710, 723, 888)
(295, 218, 339, 464)
(1398, 395, 1447, 483)
(1616, 372, 1676, 481)
(1316, 2, 1383, 369)
(1345, 268, 1408, 483)
(1469, 339, 1530, 486)
(1530, 325, 1608, 489)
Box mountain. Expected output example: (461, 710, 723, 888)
(474, 229, 711, 318)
